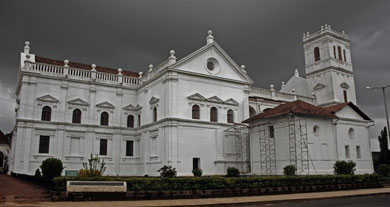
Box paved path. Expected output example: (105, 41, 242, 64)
(30, 188, 390, 207)
(0, 174, 46, 196)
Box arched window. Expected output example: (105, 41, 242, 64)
(314, 47, 320, 62)
(100, 112, 109, 126)
(192, 105, 200, 119)
(127, 115, 134, 128)
(343, 49, 347, 62)
(72, 109, 81, 124)
(227, 109, 234, 123)
(41, 106, 52, 121)
(153, 107, 157, 122)
(338, 46, 342, 60)
(249, 106, 256, 117)
(210, 107, 218, 122)
(138, 114, 141, 127)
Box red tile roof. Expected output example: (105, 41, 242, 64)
(323, 102, 371, 121)
(242, 100, 337, 123)
(35, 56, 139, 77)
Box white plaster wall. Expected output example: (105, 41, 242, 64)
(334, 121, 374, 174)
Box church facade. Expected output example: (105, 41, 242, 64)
(10, 25, 374, 176)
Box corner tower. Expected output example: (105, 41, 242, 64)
(303, 25, 356, 106)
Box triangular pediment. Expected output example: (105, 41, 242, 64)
(224, 98, 239, 106)
(207, 96, 223, 104)
(123, 104, 136, 111)
(187, 93, 207, 101)
(340, 82, 350, 89)
(123, 104, 142, 111)
(314, 83, 325, 90)
(36, 95, 59, 103)
(67, 98, 88, 106)
(169, 42, 253, 84)
(96, 101, 115, 109)
(149, 97, 160, 105)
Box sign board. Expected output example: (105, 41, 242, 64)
(65, 170, 79, 177)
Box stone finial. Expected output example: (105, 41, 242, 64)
(170, 50, 175, 57)
(294, 68, 299, 77)
(240, 65, 247, 73)
(311, 92, 315, 97)
(91, 64, 97, 72)
(342, 31, 346, 35)
(328, 25, 331, 29)
(168, 50, 176, 65)
(64, 60, 69, 67)
(306, 32, 309, 36)
(325, 24, 328, 28)
(321, 26, 324, 31)
(139, 71, 143, 78)
(292, 88, 296, 94)
(24, 41, 30, 54)
(270, 84, 274, 91)
(206, 30, 214, 44)
(303, 33, 306, 38)
(281, 81, 285, 88)
(118, 68, 122, 75)
(148, 64, 153, 72)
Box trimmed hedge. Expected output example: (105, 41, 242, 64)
(53, 174, 380, 192)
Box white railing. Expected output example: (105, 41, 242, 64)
(123, 76, 139, 85)
(250, 86, 315, 104)
(24, 61, 140, 87)
(29, 62, 64, 77)
(68, 67, 91, 80)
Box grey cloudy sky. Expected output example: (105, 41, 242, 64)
(0, 0, 389, 146)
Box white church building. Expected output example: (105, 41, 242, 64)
(10, 25, 374, 176)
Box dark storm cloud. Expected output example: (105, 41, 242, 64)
(0, 0, 389, 140)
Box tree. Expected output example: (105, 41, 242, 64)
(378, 127, 390, 165)
(40, 158, 63, 180)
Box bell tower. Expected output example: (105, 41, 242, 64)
(303, 24, 356, 106)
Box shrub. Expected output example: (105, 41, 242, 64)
(80, 154, 106, 177)
(334, 160, 356, 175)
(376, 164, 390, 177)
(40, 158, 64, 180)
(158, 165, 177, 178)
(53, 174, 380, 192)
(192, 168, 202, 177)
(34, 168, 42, 177)
(226, 167, 240, 177)
(283, 165, 297, 176)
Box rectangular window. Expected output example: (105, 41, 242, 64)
(39, 135, 50, 154)
(99, 139, 107, 156)
(126, 140, 134, 157)
(151, 137, 157, 156)
(269, 125, 275, 138)
(343, 90, 348, 103)
(70, 137, 80, 155)
(193, 158, 200, 170)
(356, 146, 361, 159)
(345, 145, 350, 159)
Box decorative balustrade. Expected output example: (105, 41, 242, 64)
(250, 86, 314, 104)
(68, 67, 91, 80)
(29, 62, 64, 77)
(24, 61, 140, 87)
